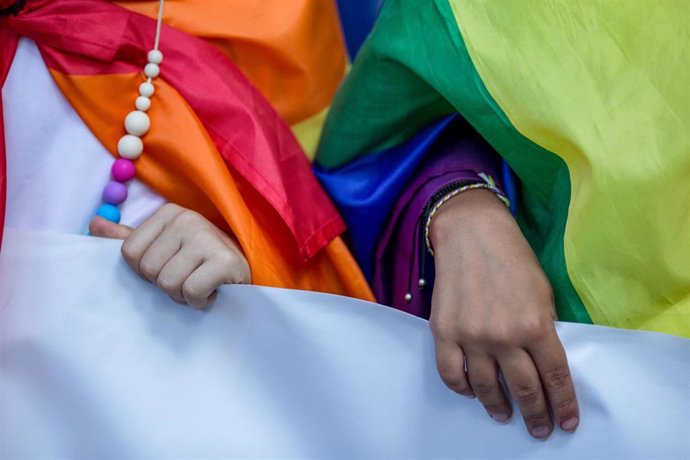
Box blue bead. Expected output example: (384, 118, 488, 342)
(96, 204, 121, 224)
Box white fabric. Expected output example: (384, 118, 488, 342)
(1, 228, 688, 459)
(2, 38, 165, 234)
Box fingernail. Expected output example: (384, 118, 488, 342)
(561, 417, 579, 432)
(490, 412, 510, 423)
(531, 426, 551, 439)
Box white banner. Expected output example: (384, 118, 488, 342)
(0, 229, 688, 459)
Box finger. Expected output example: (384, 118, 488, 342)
(120, 204, 185, 277)
(434, 340, 474, 398)
(181, 253, 245, 309)
(156, 247, 204, 302)
(138, 226, 184, 283)
(499, 350, 553, 439)
(529, 332, 580, 433)
(466, 353, 512, 423)
(89, 216, 133, 240)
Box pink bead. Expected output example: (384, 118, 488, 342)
(102, 181, 128, 205)
(111, 159, 136, 183)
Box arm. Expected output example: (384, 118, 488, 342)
(429, 188, 579, 438)
(372, 117, 504, 315)
(375, 118, 580, 439)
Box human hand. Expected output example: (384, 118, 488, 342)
(429, 189, 579, 439)
(89, 203, 251, 308)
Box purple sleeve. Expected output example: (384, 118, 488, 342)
(372, 120, 504, 318)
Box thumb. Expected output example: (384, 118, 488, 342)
(89, 216, 133, 240)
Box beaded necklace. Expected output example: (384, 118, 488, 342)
(94, 0, 166, 224)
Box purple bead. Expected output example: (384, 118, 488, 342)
(102, 181, 128, 205)
(111, 159, 136, 183)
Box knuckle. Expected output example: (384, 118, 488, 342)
(483, 330, 515, 349)
(172, 209, 202, 228)
(157, 276, 178, 294)
(472, 382, 497, 399)
(554, 396, 577, 412)
(513, 384, 541, 405)
(160, 203, 182, 215)
(139, 260, 159, 279)
(457, 323, 487, 344)
(522, 317, 552, 341)
(161, 203, 180, 211)
(215, 250, 240, 270)
(120, 240, 138, 262)
(430, 317, 456, 341)
(182, 281, 205, 302)
(462, 327, 516, 352)
(215, 251, 251, 286)
(544, 367, 572, 391)
(435, 346, 468, 393)
(523, 412, 551, 427)
(457, 321, 508, 347)
(189, 229, 215, 247)
(439, 368, 468, 393)
(459, 329, 482, 344)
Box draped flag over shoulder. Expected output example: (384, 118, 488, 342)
(317, 0, 690, 335)
(0, 0, 373, 300)
(114, 0, 346, 160)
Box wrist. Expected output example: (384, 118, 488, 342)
(430, 188, 513, 249)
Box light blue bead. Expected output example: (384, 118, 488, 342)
(96, 204, 121, 224)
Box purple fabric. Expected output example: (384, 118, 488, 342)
(373, 119, 503, 318)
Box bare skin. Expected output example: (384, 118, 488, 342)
(429, 189, 580, 439)
(89, 203, 251, 309)
(89, 193, 579, 438)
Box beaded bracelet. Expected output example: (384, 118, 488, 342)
(423, 173, 510, 257)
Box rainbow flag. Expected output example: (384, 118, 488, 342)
(317, 0, 690, 336)
(1, 0, 373, 300)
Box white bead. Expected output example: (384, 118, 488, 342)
(148, 49, 164, 65)
(144, 63, 160, 79)
(139, 82, 155, 97)
(135, 96, 152, 112)
(124, 111, 151, 137)
(117, 134, 144, 159)
(404, 293, 412, 303)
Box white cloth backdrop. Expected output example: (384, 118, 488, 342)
(0, 229, 688, 459)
